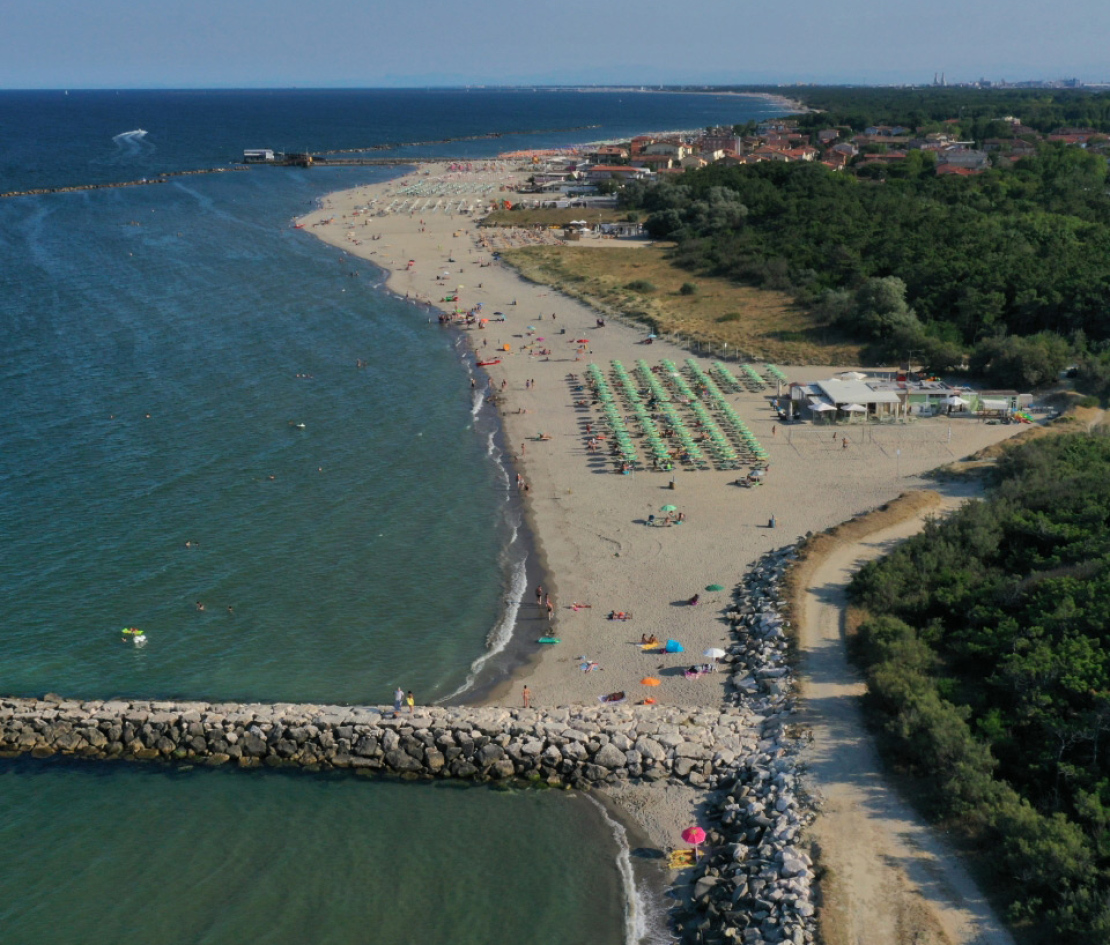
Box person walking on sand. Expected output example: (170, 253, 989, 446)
(522, 685, 532, 708)
(406, 691, 415, 714)
(545, 595, 554, 619)
(535, 585, 543, 606)
(393, 686, 404, 717)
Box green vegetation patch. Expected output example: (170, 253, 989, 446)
(849, 434, 1110, 940)
(619, 142, 1109, 383)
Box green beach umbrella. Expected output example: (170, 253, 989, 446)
(706, 584, 725, 592)
(660, 505, 677, 512)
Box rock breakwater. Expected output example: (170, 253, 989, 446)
(670, 546, 818, 945)
(0, 697, 757, 788)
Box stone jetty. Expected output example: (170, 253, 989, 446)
(0, 697, 757, 787)
(0, 546, 816, 945)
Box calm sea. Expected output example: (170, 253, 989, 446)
(0, 89, 782, 944)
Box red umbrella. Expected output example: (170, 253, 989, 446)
(681, 826, 706, 846)
(682, 825, 707, 860)
(575, 338, 590, 344)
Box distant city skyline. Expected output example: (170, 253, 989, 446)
(4, 0, 1107, 89)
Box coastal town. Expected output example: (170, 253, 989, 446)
(504, 114, 1108, 194)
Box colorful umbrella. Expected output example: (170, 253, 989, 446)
(640, 677, 661, 686)
(681, 826, 707, 847)
(660, 505, 677, 512)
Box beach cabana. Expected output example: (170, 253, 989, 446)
(807, 401, 837, 422)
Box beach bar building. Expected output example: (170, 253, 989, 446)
(790, 373, 1027, 422)
(791, 378, 903, 420)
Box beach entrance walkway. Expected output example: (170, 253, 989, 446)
(796, 497, 1015, 945)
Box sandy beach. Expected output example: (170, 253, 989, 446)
(297, 161, 1024, 856)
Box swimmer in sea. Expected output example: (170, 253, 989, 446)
(196, 601, 205, 612)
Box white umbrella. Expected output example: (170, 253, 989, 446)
(704, 648, 727, 659)
(838, 371, 867, 380)
(809, 402, 836, 412)
(941, 395, 968, 406)
(842, 403, 867, 412)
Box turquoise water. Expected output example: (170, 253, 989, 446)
(0, 759, 626, 945)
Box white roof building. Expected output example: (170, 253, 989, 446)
(814, 379, 902, 408)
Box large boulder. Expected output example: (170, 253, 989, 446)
(594, 743, 627, 769)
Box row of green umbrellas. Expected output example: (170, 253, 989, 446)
(635, 360, 673, 404)
(590, 358, 771, 474)
(711, 361, 745, 394)
(614, 360, 705, 469)
(681, 359, 769, 462)
(741, 363, 768, 390)
(586, 364, 641, 469)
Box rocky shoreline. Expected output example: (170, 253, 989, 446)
(670, 547, 817, 945)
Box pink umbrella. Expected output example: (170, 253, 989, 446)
(681, 826, 706, 845)
(681, 825, 707, 859)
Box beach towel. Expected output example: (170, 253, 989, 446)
(668, 849, 696, 869)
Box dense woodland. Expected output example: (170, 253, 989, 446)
(619, 89, 1110, 389)
(741, 85, 1110, 136)
(849, 435, 1110, 941)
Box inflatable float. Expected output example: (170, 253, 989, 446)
(120, 627, 148, 647)
(476, 359, 501, 367)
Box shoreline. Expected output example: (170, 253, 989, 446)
(295, 158, 1029, 929)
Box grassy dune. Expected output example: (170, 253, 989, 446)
(500, 244, 862, 365)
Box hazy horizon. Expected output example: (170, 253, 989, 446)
(4, 0, 1106, 90)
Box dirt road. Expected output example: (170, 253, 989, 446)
(796, 495, 1016, 945)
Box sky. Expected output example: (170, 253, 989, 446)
(3, 0, 1108, 88)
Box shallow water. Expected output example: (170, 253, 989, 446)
(0, 758, 626, 945)
(0, 168, 509, 704)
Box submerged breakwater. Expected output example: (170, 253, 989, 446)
(0, 166, 248, 199)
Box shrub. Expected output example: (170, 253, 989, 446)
(625, 280, 656, 293)
(679, 282, 698, 296)
(716, 312, 741, 323)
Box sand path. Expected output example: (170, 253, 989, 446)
(798, 496, 1016, 945)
